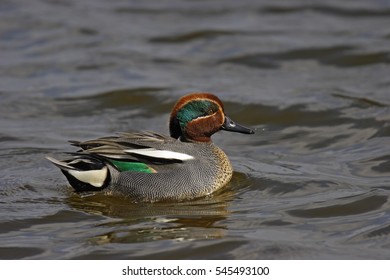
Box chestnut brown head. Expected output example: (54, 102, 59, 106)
(169, 93, 254, 142)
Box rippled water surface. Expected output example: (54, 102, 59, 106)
(1, 0, 390, 259)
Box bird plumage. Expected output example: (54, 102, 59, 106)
(47, 93, 254, 202)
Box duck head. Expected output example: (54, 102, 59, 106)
(169, 93, 255, 142)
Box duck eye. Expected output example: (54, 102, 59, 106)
(207, 109, 214, 115)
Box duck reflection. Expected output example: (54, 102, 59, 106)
(65, 172, 251, 243)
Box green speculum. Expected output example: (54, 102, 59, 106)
(110, 160, 154, 173)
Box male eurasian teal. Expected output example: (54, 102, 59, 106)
(47, 93, 254, 202)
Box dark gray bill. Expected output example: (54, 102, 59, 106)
(221, 115, 255, 134)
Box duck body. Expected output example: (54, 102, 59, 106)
(48, 93, 254, 202)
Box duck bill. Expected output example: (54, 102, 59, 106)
(221, 115, 255, 134)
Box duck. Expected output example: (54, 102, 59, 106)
(47, 92, 255, 202)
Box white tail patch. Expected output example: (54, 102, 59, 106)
(68, 167, 108, 188)
(125, 148, 194, 161)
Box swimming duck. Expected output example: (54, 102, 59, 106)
(47, 93, 254, 202)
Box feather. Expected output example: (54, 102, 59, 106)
(46, 156, 77, 171)
(68, 167, 108, 188)
(125, 148, 194, 161)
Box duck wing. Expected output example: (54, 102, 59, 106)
(71, 131, 194, 165)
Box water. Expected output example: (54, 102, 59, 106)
(1, 0, 390, 259)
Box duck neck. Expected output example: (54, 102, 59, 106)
(179, 134, 212, 143)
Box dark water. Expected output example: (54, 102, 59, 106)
(1, 0, 390, 259)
